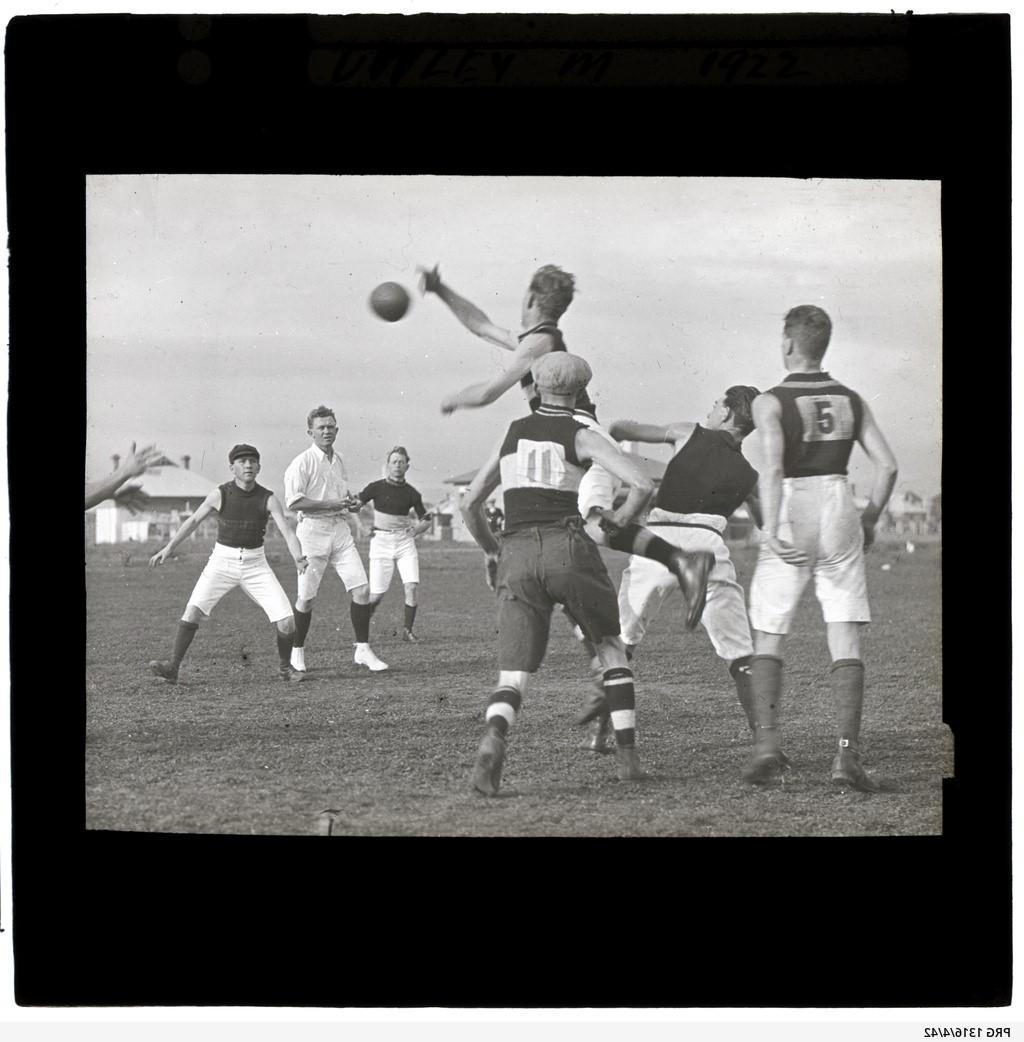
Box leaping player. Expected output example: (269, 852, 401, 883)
(419, 262, 713, 623)
(357, 446, 433, 642)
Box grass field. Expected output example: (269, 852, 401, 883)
(85, 535, 948, 837)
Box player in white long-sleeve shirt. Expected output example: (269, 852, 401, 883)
(284, 405, 387, 673)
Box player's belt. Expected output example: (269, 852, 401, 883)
(646, 521, 724, 536)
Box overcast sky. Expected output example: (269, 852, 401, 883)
(86, 174, 941, 506)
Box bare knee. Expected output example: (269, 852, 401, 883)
(350, 584, 370, 605)
(182, 605, 205, 625)
(277, 617, 295, 636)
(295, 597, 315, 613)
(403, 582, 418, 605)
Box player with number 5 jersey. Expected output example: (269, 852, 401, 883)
(744, 305, 898, 792)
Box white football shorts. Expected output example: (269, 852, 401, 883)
(296, 516, 368, 598)
(368, 529, 420, 593)
(617, 509, 754, 661)
(186, 542, 293, 623)
(574, 413, 618, 518)
(748, 474, 870, 634)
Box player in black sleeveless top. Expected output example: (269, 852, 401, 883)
(421, 262, 586, 415)
(147, 444, 309, 684)
(603, 386, 780, 757)
(744, 306, 898, 792)
(357, 446, 434, 641)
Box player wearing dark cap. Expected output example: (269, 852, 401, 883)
(460, 352, 658, 795)
(147, 444, 308, 684)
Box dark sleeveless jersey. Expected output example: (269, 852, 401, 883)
(358, 479, 428, 518)
(217, 481, 272, 549)
(768, 372, 864, 478)
(499, 405, 587, 532)
(655, 426, 758, 518)
(517, 322, 597, 418)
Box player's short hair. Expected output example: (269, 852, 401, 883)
(532, 352, 592, 395)
(307, 404, 337, 429)
(722, 385, 760, 436)
(784, 305, 833, 360)
(386, 445, 410, 463)
(529, 264, 576, 320)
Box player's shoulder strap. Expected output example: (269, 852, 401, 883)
(518, 322, 564, 347)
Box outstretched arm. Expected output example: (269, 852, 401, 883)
(576, 430, 655, 529)
(856, 400, 899, 550)
(149, 490, 221, 566)
(752, 393, 808, 566)
(267, 494, 308, 573)
(419, 265, 517, 351)
(441, 336, 550, 414)
(607, 418, 696, 447)
(84, 441, 162, 511)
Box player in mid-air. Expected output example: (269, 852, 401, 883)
(147, 443, 307, 684)
(576, 386, 786, 760)
(743, 306, 898, 792)
(285, 406, 388, 674)
(460, 352, 657, 794)
(357, 446, 433, 642)
(420, 262, 713, 623)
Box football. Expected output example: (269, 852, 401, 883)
(369, 281, 411, 322)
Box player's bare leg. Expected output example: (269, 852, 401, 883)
(826, 622, 878, 792)
(471, 671, 527, 796)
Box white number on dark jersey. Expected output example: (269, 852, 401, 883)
(514, 439, 569, 488)
(795, 395, 855, 443)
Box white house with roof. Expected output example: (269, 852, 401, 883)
(92, 455, 218, 544)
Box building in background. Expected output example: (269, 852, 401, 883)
(91, 454, 217, 544)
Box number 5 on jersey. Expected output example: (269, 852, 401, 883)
(796, 395, 855, 442)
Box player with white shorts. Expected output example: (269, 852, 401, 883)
(147, 443, 308, 684)
(358, 446, 433, 642)
(285, 405, 388, 673)
(743, 306, 898, 792)
(576, 386, 767, 753)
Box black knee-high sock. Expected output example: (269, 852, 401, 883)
(606, 524, 676, 568)
(404, 603, 417, 631)
(172, 621, 199, 667)
(275, 629, 294, 666)
(831, 658, 865, 748)
(293, 608, 312, 648)
(750, 655, 783, 749)
(729, 655, 755, 731)
(602, 666, 636, 746)
(350, 602, 372, 643)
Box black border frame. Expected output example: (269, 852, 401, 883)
(7, 13, 1011, 1007)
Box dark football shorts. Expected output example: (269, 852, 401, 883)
(495, 517, 620, 672)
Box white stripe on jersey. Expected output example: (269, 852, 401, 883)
(499, 439, 583, 493)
